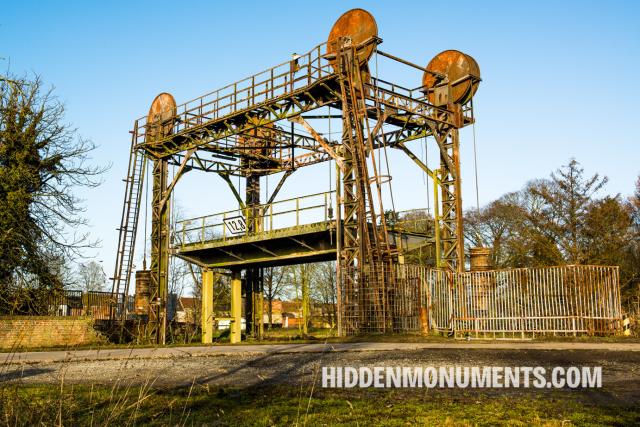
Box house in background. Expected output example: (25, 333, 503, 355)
(173, 296, 336, 330)
(263, 299, 284, 326)
(175, 297, 197, 324)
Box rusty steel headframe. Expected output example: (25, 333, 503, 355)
(113, 8, 488, 341)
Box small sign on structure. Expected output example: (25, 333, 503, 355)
(224, 216, 247, 235)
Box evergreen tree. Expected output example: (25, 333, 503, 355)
(528, 159, 607, 264)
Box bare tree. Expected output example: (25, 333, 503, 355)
(77, 261, 106, 292)
(168, 256, 191, 298)
(310, 262, 337, 328)
(464, 187, 559, 268)
(284, 264, 316, 334)
(263, 266, 288, 328)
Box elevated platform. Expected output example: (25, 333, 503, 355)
(174, 221, 337, 269)
(134, 38, 474, 174)
(174, 221, 431, 269)
(172, 192, 433, 269)
(174, 225, 432, 270)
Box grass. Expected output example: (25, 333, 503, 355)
(2, 323, 638, 424)
(2, 330, 639, 426)
(0, 383, 637, 426)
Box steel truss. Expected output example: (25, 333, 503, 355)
(112, 36, 475, 341)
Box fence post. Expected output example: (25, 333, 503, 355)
(448, 270, 455, 335)
(269, 204, 273, 233)
(324, 192, 328, 221)
(223, 212, 227, 242)
(270, 69, 274, 98)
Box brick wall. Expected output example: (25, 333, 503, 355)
(0, 316, 104, 350)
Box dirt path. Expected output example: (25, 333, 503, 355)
(3, 341, 640, 365)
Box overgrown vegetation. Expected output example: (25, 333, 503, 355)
(465, 160, 640, 308)
(0, 74, 107, 314)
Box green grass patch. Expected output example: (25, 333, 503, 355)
(0, 383, 637, 426)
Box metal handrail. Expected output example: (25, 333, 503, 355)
(135, 42, 333, 144)
(389, 208, 433, 233)
(174, 191, 336, 246)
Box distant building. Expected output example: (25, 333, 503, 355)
(173, 296, 335, 329)
(175, 297, 198, 324)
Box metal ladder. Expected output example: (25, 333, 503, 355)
(110, 123, 146, 320)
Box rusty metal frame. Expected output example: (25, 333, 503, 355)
(120, 33, 475, 341)
(149, 158, 170, 344)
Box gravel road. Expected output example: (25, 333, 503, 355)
(2, 342, 639, 404)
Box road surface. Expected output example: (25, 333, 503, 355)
(2, 342, 639, 403)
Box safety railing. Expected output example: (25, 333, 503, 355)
(365, 78, 463, 125)
(174, 191, 336, 247)
(134, 37, 476, 148)
(135, 41, 335, 146)
(2, 290, 133, 320)
(388, 208, 433, 234)
(339, 263, 623, 336)
(449, 265, 622, 337)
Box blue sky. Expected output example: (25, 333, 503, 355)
(3, 1, 639, 277)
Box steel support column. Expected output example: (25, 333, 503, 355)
(230, 270, 242, 344)
(244, 173, 263, 339)
(335, 161, 343, 336)
(335, 39, 393, 334)
(201, 268, 214, 344)
(149, 158, 170, 344)
(436, 125, 464, 272)
(433, 169, 442, 268)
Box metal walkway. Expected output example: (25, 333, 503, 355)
(173, 192, 431, 268)
(173, 192, 336, 268)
